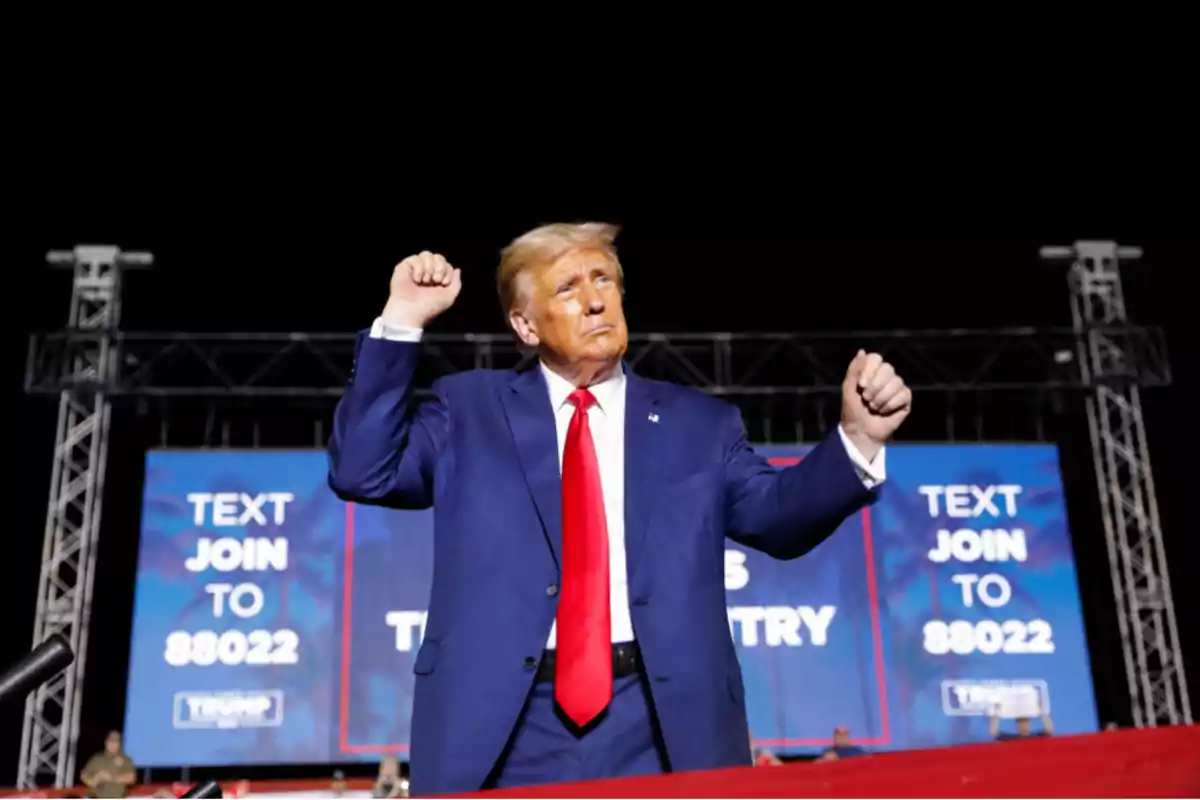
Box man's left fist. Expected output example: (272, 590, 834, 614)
(841, 349, 911, 459)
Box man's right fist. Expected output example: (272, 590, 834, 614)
(381, 251, 462, 329)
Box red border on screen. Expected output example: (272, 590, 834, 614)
(338, 455, 891, 754)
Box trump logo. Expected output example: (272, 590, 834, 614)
(941, 679, 1049, 718)
(172, 689, 285, 729)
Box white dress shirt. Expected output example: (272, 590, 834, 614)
(368, 318, 886, 648)
(537, 361, 632, 647)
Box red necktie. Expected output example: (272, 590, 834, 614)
(555, 387, 612, 727)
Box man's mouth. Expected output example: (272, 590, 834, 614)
(586, 324, 613, 336)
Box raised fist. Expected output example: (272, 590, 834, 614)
(381, 251, 462, 329)
(840, 349, 912, 460)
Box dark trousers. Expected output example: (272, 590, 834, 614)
(487, 672, 670, 790)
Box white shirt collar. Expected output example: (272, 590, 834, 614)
(539, 361, 625, 415)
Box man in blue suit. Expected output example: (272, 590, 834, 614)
(328, 223, 912, 796)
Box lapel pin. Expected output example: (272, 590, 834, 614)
(648, 412, 659, 423)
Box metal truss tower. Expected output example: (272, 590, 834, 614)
(1041, 241, 1190, 728)
(17, 246, 153, 789)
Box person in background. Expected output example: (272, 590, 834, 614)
(819, 726, 867, 760)
(330, 769, 348, 797)
(989, 701, 1054, 740)
(373, 755, 409, 797)
(749, 733, 782, 766)
(79, 730, 136, 798)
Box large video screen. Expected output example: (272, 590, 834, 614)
(124, 444, 1098, 767)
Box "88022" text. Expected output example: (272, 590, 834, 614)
(923, 619, 1054, 655)
(164, 629, 299, 667)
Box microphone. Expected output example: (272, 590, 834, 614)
(0, 634, 75, 705)
(180, 780, 223, 798)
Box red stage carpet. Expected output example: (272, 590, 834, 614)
(454, 725, 1200, 797)
(2, 726, 1196, 797)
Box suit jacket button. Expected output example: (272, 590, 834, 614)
(523, 656, 537, 669)
(546, 583, 558, 596)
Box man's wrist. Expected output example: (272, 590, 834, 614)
(380, 299, 431, 330)
(842, 426, 882, 463)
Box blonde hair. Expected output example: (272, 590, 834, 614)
(497, 222, 622, 312)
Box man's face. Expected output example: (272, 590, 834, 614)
(105, 733, 121, 754)
(1016, 717, 1031, 735)
(509, 247, 628, 373)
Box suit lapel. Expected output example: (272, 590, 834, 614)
(499, 367, 564, 571)
(623, 368, 664, 582)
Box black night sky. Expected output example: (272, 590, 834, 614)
(8, 12, 1196, 788)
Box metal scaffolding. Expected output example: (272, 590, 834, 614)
(19, 242, 1178, 787)
(18, 246, 153, 789)
(25, 322, 1172, 449)
(1042, 241, 1190, 728)
(24, 326, 1171, 398)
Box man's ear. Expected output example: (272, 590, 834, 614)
(507, 308, 539, 348)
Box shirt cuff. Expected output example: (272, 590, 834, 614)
(837, 424, 886, 488)
(370, 317, 424, 342)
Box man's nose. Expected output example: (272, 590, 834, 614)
(582, 282, 605, 313)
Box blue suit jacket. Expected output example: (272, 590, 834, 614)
(328, 333, 879, 796)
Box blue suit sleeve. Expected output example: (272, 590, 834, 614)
(722, 406, 878, 560)
(327, 332, 449, 509)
